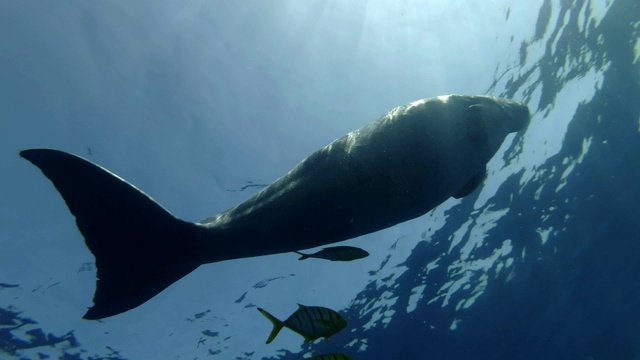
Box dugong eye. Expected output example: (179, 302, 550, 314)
(466, 104, 491, 144)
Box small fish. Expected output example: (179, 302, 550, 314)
(308, 353, 354, 360)
(258, 304, 347, 344)
(294, 246, 369, 261)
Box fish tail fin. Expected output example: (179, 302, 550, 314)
(294, 251, 309, 260)
(20, 149, 207, 320)
(257, 308, 285, 344)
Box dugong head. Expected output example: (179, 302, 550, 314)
(428, 95, 529, 156)
(461, 95, 530, 140)
(481, 95, 530, 132)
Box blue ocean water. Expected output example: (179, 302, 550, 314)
(1, 1, 639, 359)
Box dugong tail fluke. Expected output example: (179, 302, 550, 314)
(20, 149, 205, 320)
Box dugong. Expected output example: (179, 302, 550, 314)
(20, 95, 529, 319)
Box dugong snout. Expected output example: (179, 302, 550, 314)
(497, 98, 530, 133)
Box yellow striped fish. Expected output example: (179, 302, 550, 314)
(257, 304, 347, 344)
(308, 353, 354, 360)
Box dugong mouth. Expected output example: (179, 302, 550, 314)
(496, 97, 530, 133)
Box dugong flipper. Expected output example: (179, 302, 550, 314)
(21, 95, 529, 319)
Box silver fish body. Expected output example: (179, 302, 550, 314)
(295, 246, 369, 261)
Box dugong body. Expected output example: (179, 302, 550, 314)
(20, 95, 529, 319)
